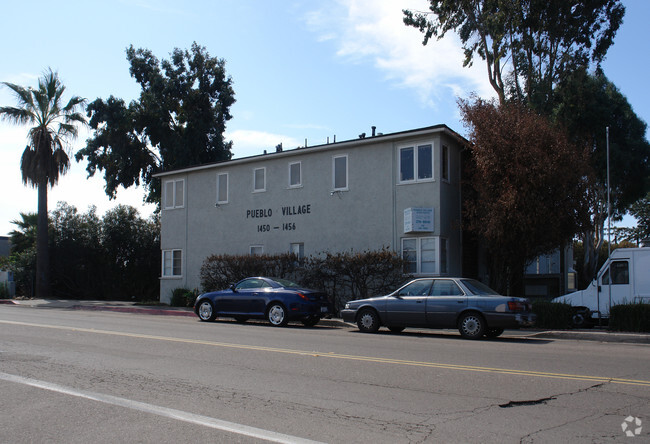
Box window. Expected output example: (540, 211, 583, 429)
(250, 245, 264, 255)
(441, 145, 449, 182)
(290, 242, 304, 259)
(601, 261, 629, 285)
(332, 155, 348, 190)
(289, 162, 301, 188)
(397, 279, 433, 296)
(235, 278, 272, 290)
(401, 237, 447, 275)
(164, 179, 184, 209)
(253, 167, 266, 192)
(216, 173, 228, 204)
(399, 144, 433, 183)
(162, 249, 182, 277)
(431, 279, 463, 296)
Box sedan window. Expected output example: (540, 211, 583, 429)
(397, 280, 433, 296)
(431, 280, 464, 296)
(461, 279, 498, 296)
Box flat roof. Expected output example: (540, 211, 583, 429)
(154, 124, 467, 178)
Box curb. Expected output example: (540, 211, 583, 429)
(70, 305, 197, 318)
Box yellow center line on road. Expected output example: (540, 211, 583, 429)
(3, 319, 650, 387)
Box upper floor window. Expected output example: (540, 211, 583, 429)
(216, 173, 228, 204)
(253, 167, 266, 192)
(164, 179, 184, 209)
(399, 144, 433, 183)
(289, 162, 301, 188)
(441, 145, 450, 182)
(332, 155, 348, 191)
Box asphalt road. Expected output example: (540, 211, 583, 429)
(1, 305, 648, 443)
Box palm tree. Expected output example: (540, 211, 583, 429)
(1, 69, 86, 298)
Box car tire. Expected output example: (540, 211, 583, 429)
(485, 327, 504, 338)
(197, 300, 216, 322)
(357, 308, 380, 333)
(267, 303, 289, 327)
(234, 316, 249, 323)
(458, 312, 485, 339)
(570, 309, 591, 329)
(301, 315, 320, 327)
(388, 326, 405, 333)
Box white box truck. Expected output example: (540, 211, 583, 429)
(553, 247, 650, 327)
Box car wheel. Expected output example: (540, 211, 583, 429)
(458, 312, 485, 339)
(234, 316, 249, 323)
(267, 303, 289, 327)
(301, 315, 320, 327)
(197, 300, 216, 322)
(485, 328, 504, 338)
(388, 326, 405, 333)
(357, 308, 380, 333)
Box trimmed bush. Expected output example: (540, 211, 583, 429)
(609, 303, 650, 332)
(531, 300, 573, 329)
(170, 288, 196, 307)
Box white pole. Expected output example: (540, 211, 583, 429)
(607, 127, 612, 316)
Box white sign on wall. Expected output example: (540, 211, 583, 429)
(404, 207, 434, 233)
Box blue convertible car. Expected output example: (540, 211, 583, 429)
(194, 277, 331, 327)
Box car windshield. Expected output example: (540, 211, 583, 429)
(461, 279, 499, 296)
(271, 278, 301, 288)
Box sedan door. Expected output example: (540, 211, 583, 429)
(231, 279, 271, 314)
(426, 279, 467, 328)
(384, 279, 433, 327)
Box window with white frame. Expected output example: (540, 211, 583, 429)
(162, 249, 182, 277)
(399, 144, 433, 183)
(253, 167, 266, 192)
(401, 237, 447, 275)
(441, 145, 450, 182)
(163, 179, 184, 209)
(290, 242, 304, 259)
(332, 155, 348, 190)
(250, 245, 264, 255)
(216, 173, 228, 204)
(289, 162, 301, 188)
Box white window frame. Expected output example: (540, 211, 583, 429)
(216, 172, 229, 204)
(250, 245, 264, 255)
(290, 242, 305, 259)
(253, 167, 266, 193)
(401, 237, 447, 275)
(332, 154, 348, 191)
(398, 143, 434, 184)
(163, 179, 185, 210)
(162, 249, 182, 278)
(288, 161, 302, 188)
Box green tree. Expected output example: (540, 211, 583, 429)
(554, 70, 650, 277)
(8, 213, 38, 255)
(77, 42, 236, 204)
(459, 97, 592, 294)
(1, 69, 86, 298)
(403, 0, 624, 110)
(619, 193, 650, 245)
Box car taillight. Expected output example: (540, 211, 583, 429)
(508, 301, 525, 312)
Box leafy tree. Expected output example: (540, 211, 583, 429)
(459, 97, 592, 294)
(617, 193, 650, 245)
(8, 213, 38, 255)
(77, 42, 236, 204)
(403, 0, 624, 110)
(553, 69, 650, 277)
(1, 69, 86, 298)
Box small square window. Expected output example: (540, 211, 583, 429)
(398, 144, 434, 184)
(164, 179, 184, 209)
(250, 245, 264, 255)
(289, 162, 301, 187)
(162, 249, 182, 277)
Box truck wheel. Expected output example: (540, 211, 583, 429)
(570, 309, 590, 329)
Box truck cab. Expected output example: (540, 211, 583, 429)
(553, 247, 650, 326)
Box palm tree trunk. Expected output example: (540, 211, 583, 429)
(36, 178, 51, 299)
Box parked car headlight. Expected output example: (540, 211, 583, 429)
(344, 302, 350, 309)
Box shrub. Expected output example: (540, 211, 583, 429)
(531, 300, 573, 329)
(609, 303, 650, 332)
(170, 288, 196, 307)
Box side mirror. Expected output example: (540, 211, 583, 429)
(230, 284, 237, 292)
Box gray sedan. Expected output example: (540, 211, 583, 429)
(340, 278, 536, 339)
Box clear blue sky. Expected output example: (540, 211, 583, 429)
(1, 0, 648, 236)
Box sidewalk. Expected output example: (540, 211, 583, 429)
(2, 298, 648, 344)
